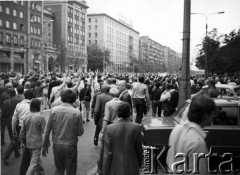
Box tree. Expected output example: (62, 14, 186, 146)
(87, 44, 110, 72)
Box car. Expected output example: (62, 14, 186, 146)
(201, 84, 240, 100)
(141, 98, 240, 174)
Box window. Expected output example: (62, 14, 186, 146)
(68, 7, 73, 14)
(20, 1, 24, 6)
(20, 36, 24, 45)
(81, 30, 85, 36)
(20, 12, 23, 18)
(37, 16, 41, 23)
(34, 27, 37, 34)
(68, 26, 73, 33)
(89, 33, 91, 37)
(6, 7, 10, 14)
(89, 25, 91, 30)
(6, 34, 11, 43)
(75, 10, 79, 16)
(20, 24, 24, 31)
(31, 26, 33, 33)
(95, 25, 97, 30)
(13, 36, 18, 44)
(95, 18, 97, 22)
(6, 21, 10, 28)
(0, 5, 2, 12)
(88, 18, 91, 23)
(36, 4, 41, 12)
(88, 40, 91, 44)
(0, 19, 2, 27)
(95, 40, 97, 44)
(95, 33, 97, 37)
(213, 106, 239, 126)
(13, 9, 17, 16)
(38, 28, 41, 35)
(81, 12, 85, 19)
(0, 33, 3, 42)
(13, 22, 17, 30)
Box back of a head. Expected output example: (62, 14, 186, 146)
(156, 82, 161, 88)
(5, 82, 13, 90)
(101, 84, 110, 93)
(24, 81, 31, 89)
(126, 83, 131, 90)
(117, 102, 131, 119)
(24, 90, 34, 100)
(109, 88, 119, 98)
(7, 88, 16, 97)
(188, 94, 216, 125)
(67, 81, 73, 88)
(30, 98, 41, 112)
(36, 80, 42, 87)
(61, 89, 76, 104)
(138, 76, 144, 83)
(112, 79, 116, 84)
(17, 85, 24, 94)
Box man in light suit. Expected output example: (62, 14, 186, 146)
(103, 102, 142, 175)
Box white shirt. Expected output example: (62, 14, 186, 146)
(166, 120, 208, 174)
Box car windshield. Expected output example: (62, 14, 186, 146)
(172, 102, 190, 124)
(234, 87, 240, 97)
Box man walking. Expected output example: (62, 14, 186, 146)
(42, 89, 84, 175)
(103, 102, 142, 175)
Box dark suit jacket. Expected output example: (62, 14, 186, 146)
(103, 119, 142, 175)
(94, 93, 112, 127)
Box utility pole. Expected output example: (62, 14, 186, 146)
(179, 0, 191, 106)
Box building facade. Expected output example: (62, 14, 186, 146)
(87, 13, 139, 73)
(0, 1, 28, 74)
(43, 9, 57, 73)
(44, 0, 89, 73)
(140, 36, 165, 72)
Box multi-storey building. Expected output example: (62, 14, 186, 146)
(163, 46, 179, 73)
(44, 0, 89, 72)
(0, 1, 28, 74)
(0, 1, 44, 74)
(87, 13, 139, 73)
(140, 36, 165, 72)
(43, 9, 57, 72)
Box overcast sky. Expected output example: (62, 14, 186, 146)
(86, 0, 240, 69)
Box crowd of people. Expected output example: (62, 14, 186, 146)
(0, 71, 240, 175)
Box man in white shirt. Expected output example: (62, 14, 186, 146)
(166, 94, 217, 174)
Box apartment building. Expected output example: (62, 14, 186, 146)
(87, 13, 139, 73)
(44, 0, 89, 72)
(140, 36, 165, 72)
(0, 1, 28, 74)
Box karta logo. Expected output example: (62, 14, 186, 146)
(142, 145, 240, 174)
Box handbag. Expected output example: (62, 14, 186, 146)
(83, 89, 90, 101)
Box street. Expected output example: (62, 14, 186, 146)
(1, 110, 100, 175)
(1, 109, 156, 175)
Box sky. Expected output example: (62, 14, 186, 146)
(86, 0, 240, 70)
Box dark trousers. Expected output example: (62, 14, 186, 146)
(133, 98, 145, 124)
(53, 143, 77, 175)
(19, 148, 31, 175)
(94, 124, 102, 142)
(1, 117, 13, 144)
(152, 101, 162, 117)
(3, 124, 20, 159)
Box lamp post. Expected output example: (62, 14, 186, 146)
(42, 19, 54, 73)
(191, 11, 224, 78)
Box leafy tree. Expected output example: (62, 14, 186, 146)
(87, 44, 110, 72)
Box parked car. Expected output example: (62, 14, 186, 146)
(201, 84, 240, 100)
(142, 98, 240, 173)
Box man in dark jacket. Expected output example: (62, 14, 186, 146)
(2, 88, 21, 165)
(94, 84, 112, 146)
(79, 82, 91, 123)
(151, 81, 162, 117)
(118, 80, 133, 115)
(103, 102, 142, 175)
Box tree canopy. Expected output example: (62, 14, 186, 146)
(195, 28, 240, 74)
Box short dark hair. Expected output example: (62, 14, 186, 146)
(67, 82, 73, 88)
(138, 76, 144, 83)
(61, 89, 76, 104)
(24, 90, 34, 100)
(17, 85, 24, 94)
(156, 82, 161, 88)
(7, 88, 16, 97)
(117, 102, 131, 119)
(188, 94, 217, 124)
(30, 98, 41, 112)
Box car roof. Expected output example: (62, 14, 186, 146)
(187, 98, 239, 106)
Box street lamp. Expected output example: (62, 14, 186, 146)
(191, 11, 224, 78)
